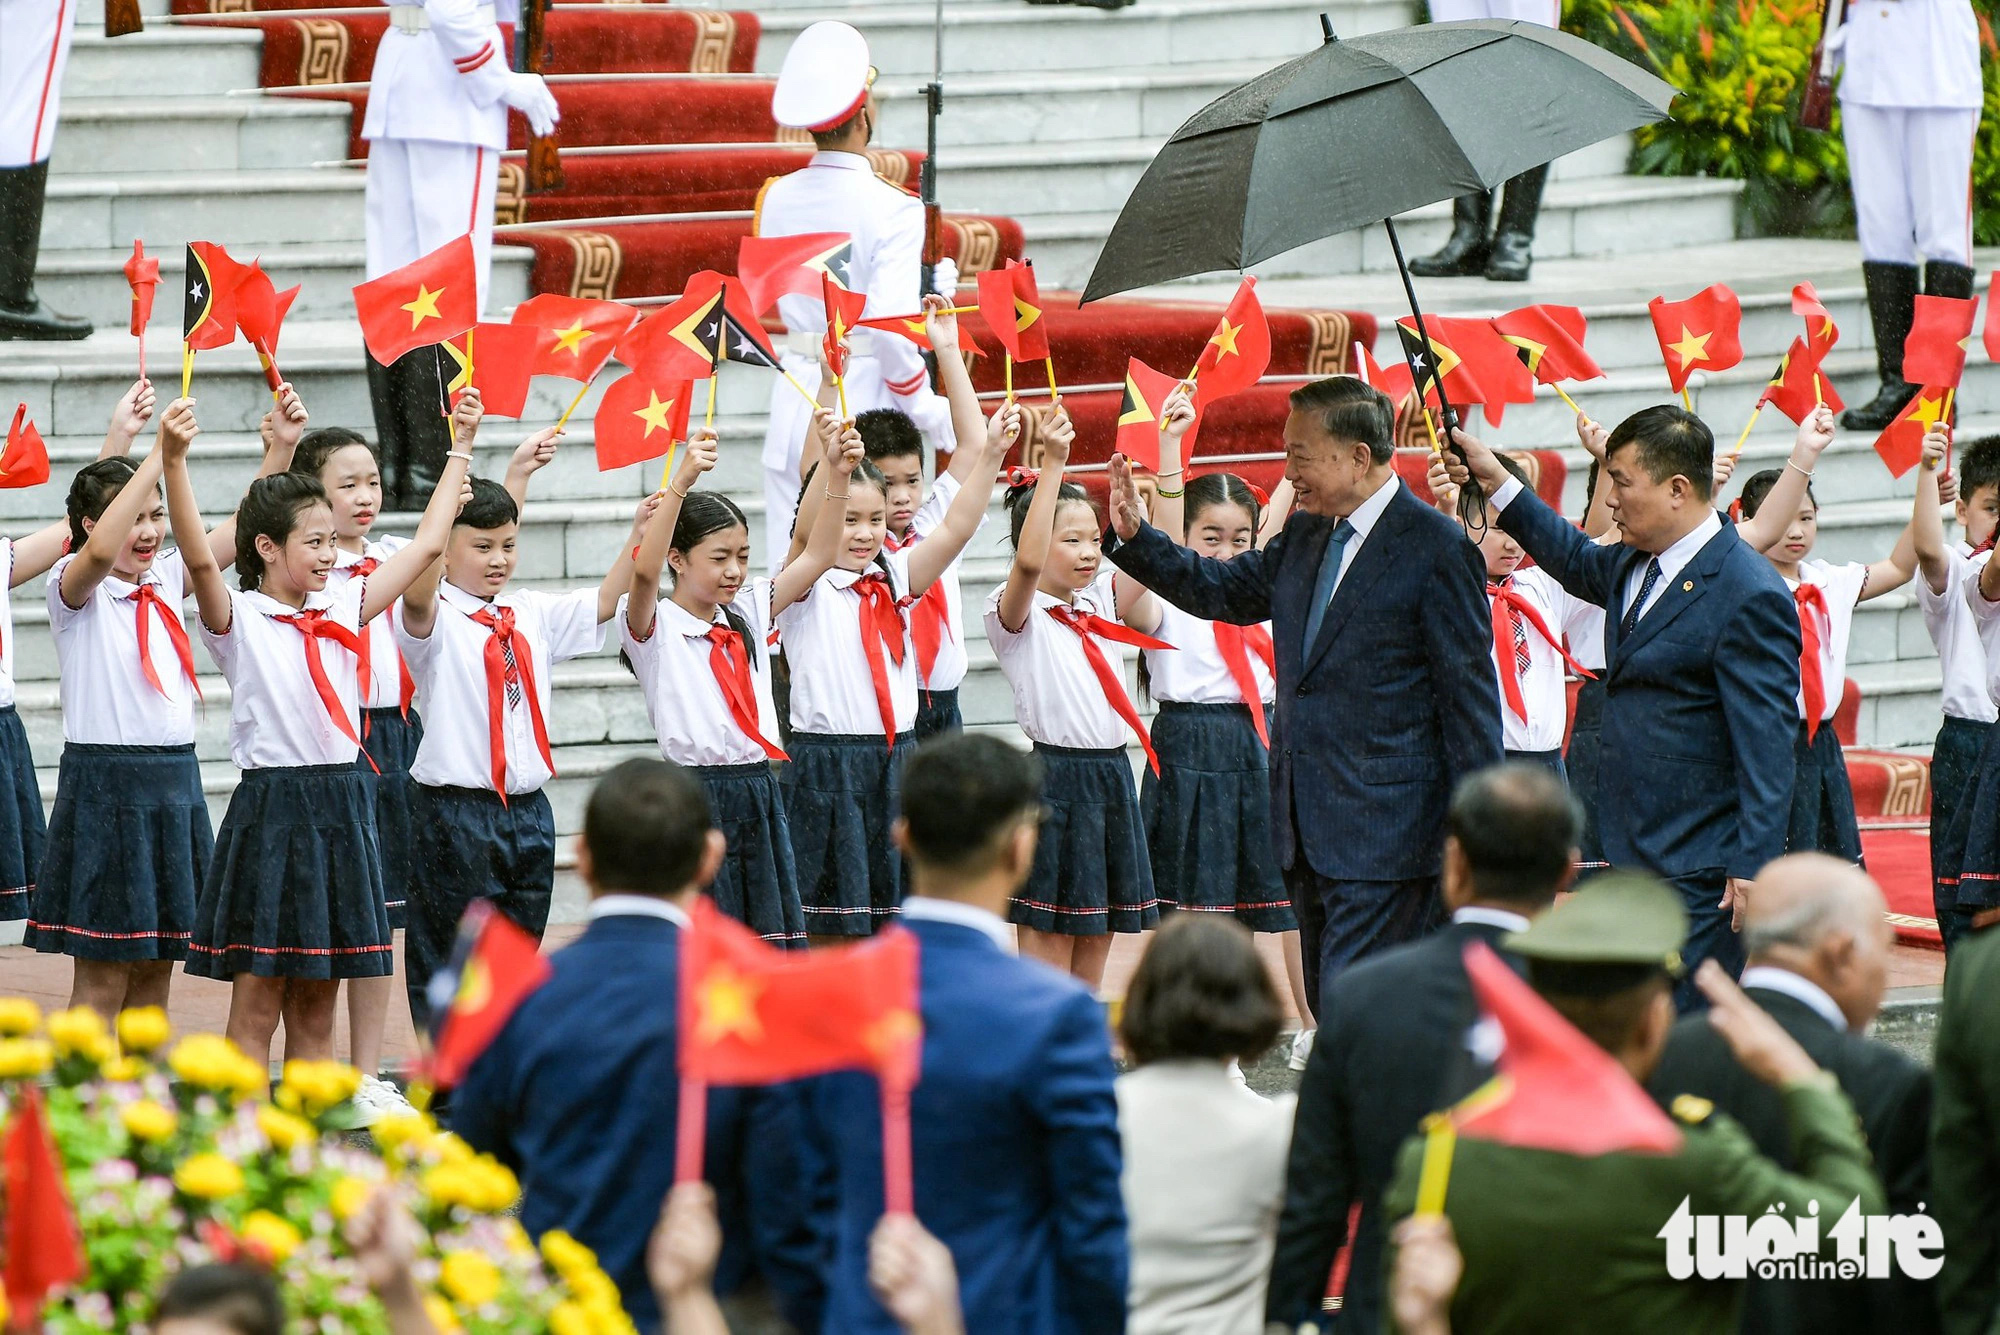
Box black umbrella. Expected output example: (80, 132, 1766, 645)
(1080, 17, 1676, 459)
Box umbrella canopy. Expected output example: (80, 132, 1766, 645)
(1081, 20, 1678, 302)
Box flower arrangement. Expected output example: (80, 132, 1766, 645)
(0, 1000, 636, 1335)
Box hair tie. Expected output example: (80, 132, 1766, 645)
(1005, 466, 1040, 491)
(1245, 481, 1270, 507)
(1727, 498, 1743, 524)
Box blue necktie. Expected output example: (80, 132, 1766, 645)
(1300, 519, 1358, 668)
(1621, 557, 1663, 636)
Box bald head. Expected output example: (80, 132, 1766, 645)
(1741, 854, 1891, 1031)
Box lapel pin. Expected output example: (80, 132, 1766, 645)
(1682, 581, 1694, 591)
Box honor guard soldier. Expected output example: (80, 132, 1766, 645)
(757, 19, 954, 570)
(361, 0, 559, 508)
(1379, 874, 1887, 1335)
(0, 0, 91, 338)
(1833, 0, 1982, 430)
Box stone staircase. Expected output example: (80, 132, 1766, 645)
(3, 0, 1953, 930)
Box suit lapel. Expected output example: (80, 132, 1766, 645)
(1302, 488, 1411, 679)
(1273, 514, 1331, 674)
(1611, 523, 1733, 670)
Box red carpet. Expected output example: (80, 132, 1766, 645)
(1846, 743, 1942, 948)
(495, 147, 924, 226)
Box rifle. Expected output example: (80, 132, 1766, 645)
(1800, 0, 1841, 130)
(104, 0, 144, 38)
(918, 0, 944, 295)
(516, 0, 563, 192)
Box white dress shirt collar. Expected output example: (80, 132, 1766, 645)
(659, 594, 725, 639)
(1653, 510, 1724, 582)
(1340, 470, 1401, 541)
(440, 579, 498, 613)
(1740, 965, 1850, 1032)
(901, 895, 1014, 952)
(1452, 905, 1532, 934)
(588, 894, 693, 928)
(808, 150, 873, 174)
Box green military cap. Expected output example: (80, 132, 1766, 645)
(1504, 871, 1688, 979)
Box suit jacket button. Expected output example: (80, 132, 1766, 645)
(1296, 685, 1309, 697)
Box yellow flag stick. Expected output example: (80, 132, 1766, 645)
(1731, 402, 1764, 459)
(181, 343, 195, 399)
(1414, 1116, 1457, 1216)
(1003, 354, 1014, 405)
(1553, 384, 1584, 418)
(1680, 386, 1693, 412)
(1813, 373, 1824, 408)
(778, 366, 823, 412)
(1044, 355, 1060, 408)
(705, 374, 719, 433)
(660, 436, 681, 494)
(836, 369, 850, 421)
(556, 377, 593, 431)
(1420, 405, 1444, 456)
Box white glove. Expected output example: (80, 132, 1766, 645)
(928, 257, 959, 298)
(503, 71, 560, 138)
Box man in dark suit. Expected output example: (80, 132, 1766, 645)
(805, 734, 1128, 1335)
(1651, 852, 1935, 1334)
(450, 758, 821, 1335)
(1934, 913, 2000, 1335)
(1446, 408, 1798, 1003)
(1265, 762, 1580, 1333)
(1105, 376, 1502, 1016)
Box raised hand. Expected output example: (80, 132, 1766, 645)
(1444, 427, 1511, 492)
(1427, 455, 1460, 515)
(1919, 423, 1951, 474)
(1575, 410, 1609, 462)
(1040, 404, 1076, 468)
(510, 426, 562, 477)
(1795, 403, 1837, 462)
(111, 378, 156, 444)
(672, 429, 720, 494)
(1108, 453, 1146, 541)
(1161, 384, 1197, 442)
(986, 401, 1024, 454)
(868, 1213, 964, 1335)
(451, 386, 483, 447)
(158, 398, 200, 463)
(923, 292, 960, 356)
(647, 1182, 722, 1302)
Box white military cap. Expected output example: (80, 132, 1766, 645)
(772, 20, 875, 132)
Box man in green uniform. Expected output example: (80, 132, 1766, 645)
(1933, 917, 2000, 1335)
(1379, 874, 1885, 1335)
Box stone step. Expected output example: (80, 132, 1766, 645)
(63, 26, 263, 100)
(73, 0, 174, 26)
(43, 168, 370, 252)
(49, 97, 354, 178)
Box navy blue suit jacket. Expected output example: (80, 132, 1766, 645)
(450, 912, 822, 1335)
(1496, 491, 1799, 880)
(804, 915, 1128, 1335)
(1103, 482, 1502, 880)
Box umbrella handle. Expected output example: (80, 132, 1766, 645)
(1383, 218, 1485, 525)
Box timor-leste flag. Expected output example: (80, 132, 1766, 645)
(737, 232, 854, 315)
(1757, 337, 1844, 425)
(426, 900, 552, 1090)
(1116, 357, 1197, 471)
(595, 372, 693, 471)
(353, 235, 479, 367)
(233, 261, 299, 362)
(977, 259, 1049, 362)
(183, 242, 246, 352)
(3, 1085, 86, 1317)
(443, 323, 555, 420)
(125, 241, 159, 339)
(1492, 305, 1602, 385)
(1791, 281, 1841, 359)
(1648, 285, 1743, 393)
(1905, 294, 1979, 389)
(1191, 277, 1271, 404)
(857, 310, 985, 357)
(510, 294, 639, 383)
(1875, 386, 1951, 478)
(616, 272, 781, 381)
(1, 406, 51, 490)
(1397, 315, 1534, 425)
(823, 271, 869, 380)
(1354, 340, 1415, 405)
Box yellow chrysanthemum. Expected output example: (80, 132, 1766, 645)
(371, 1110, 434, 1156)
(0, 998, 41, 1037)
(45, 1006, 108, 1059)
(277, 1059, 362, 1116)
(541, 1230, 598, 1279)
(120, 1100, 178, 1143)
(423, 1294, 464, 1335)
(439, 1251, 503, 1308)
(330, 1176, 375, 1223)
(548, 1301, 591, 1335)
(572, 1269, 619, 1309)
(0, 1038, 53, 1080)
(240, 1210, 302, 1264)
(101, 1056, 147, 1083)
(433, 1132, 475, 1166)
(256, 1104, 316, 1153)
(500, 1219, 536, 1258)
(169, 1034, 244, 1090)
(421, 1158, 518, 1215)
(114, 1006, 171, 1053)
(173, 1152, 244, 1200)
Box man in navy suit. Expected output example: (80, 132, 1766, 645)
(805, 734, 1129, 1335)
(1445, 407, 1799, 1004)
(1267, 762, 1581, 1334)
(1104, 375, 1502, 1017)
(450, 758, 821, 1335)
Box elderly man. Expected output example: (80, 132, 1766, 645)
(1105, 376, 1501, 1018)
(1652, 853, 1935, 1335)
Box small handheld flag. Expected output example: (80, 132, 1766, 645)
(977, 260, 1048, 401)
(1647, 285, 1743, 398)
(3, 1085, 87, 1318)
(510, 294, 639, 384)
(1188, 276, 1271, 404)
(1116, 358, 1195, 472)
(234, 260, 301, 398)
(444, 322, 555, 420)
(737, 232, 854, 315)
(1493, 305, 1602, 386)
(1791, 281, 1841, 359)
(1905, 295, 1979, 389)
(1757, 337, 1844, 425)
(595, 373, 693, 471)
(1, 406, 52, 490)
(125, 240, 160, 379)
(425, 900, 552, 1091)
(1875, 387, 1952, 479)
(352, 235, 479, 367)
(1397, 315, 1536, 426)
(182, 241, 247, 397)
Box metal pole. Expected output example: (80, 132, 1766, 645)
(1384, 216, 1484, 517)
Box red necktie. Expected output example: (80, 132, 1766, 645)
(1488, 579, 1596, 725)
(852, 574, 910, 748)
(1795, 583, 1830, 740)
(126, 583, 201, 701)
(885, 531, 953, 683)
(1212, 622, 1274, 748)
(345, 557, 416, 737)
(704, 625, 787, 761)
(1045, 605, 1175, 774)
(275, 609, 369, 759)
(467, 606, 555, 802)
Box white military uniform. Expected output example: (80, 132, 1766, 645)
(0, 0, 78, 167)
(362, 0, 547, 309)
(1833, 0, 1981, 265)
(1427, 0, 1559, 27)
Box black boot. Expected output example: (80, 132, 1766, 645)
(1926, 258, 1977, 302)
(1484, 165, 1549, 282)
(1842, 261, 1921, 432)
(1408, 191, 1493, 278)
(0, 164, 91, 341)
(365, 351, 409, 504)
(393, 348, 453, 510)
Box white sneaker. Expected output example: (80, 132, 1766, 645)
(1287, 1028, 1317, 1072)
(349, 1074, 416, 1127)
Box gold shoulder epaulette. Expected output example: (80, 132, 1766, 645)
(1671, 1094, 1714, 1125)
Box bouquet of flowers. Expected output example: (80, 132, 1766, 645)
(0, 999, 636, 1335)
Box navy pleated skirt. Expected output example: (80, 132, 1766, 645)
(1942, 721, 2000, 924)
(1013, 742, 1161, 937)
(1505, 748, 1568, 780)
(1565, 676, 1608, 873)
(28, 742, 208, 962)
(1141, 702, 1295, 932)
(1930, 715, 1991, 888)
(696, 761, 805, 947)
(360, 706, 423, 931)
(914, 688, 963, 743)
(186, 764, 390, 981)
(1786, 721, 1863, 864)
(0, 707, 42, 923)
(784, 731, 913, 937)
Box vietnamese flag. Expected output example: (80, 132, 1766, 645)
(822, 271, 869, 380)
(1116, 357, 1197, 472)
(857, 311, 985, 358)
(510, 294, 639, 383)
(1905, 295, 1979, 389)
(1355, 339, 1415, 405)
(3, 1086, 86, 1318)
(1191, 277, 1271, 404)
(1, 406, 51, 490)
(427, 900, 552, 1089)
(1791, 281, 1841, 359)
(1757, 337, 1844, 425)
(443, 323, 555, 420)
(183, 241, 246, 352)
(595, 372, 693, 471)
(1397, 315, 1535, 425)
(1648, 285, 1743, 393)
(234, 260, 301, 394)
(1874, 386, 1951, 479)
(1984, 271, 2000, 362)
(737, 232, 853, 315)
(977, 260, 1049, 362)
(617, 271, 732, 381)
(1492, 305, 1602, 385)
(125, 240, 159, 339)
(352, 235, 479, 367)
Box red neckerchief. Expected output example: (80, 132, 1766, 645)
(1487, 577, 1596, 725)
(466, 605, 555, 803)
(126, 583, 201, 701)
(344, 556, 415, 738)
(1211, 622, 1274, 747)
(704, 624, 787, 761)
(274, 608, 373, 768)
(883, 529, 953, 683)
(1045, 604, 1175, 774)
(1794, 583, 1830, 741)
(851, 573, 911, 748)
